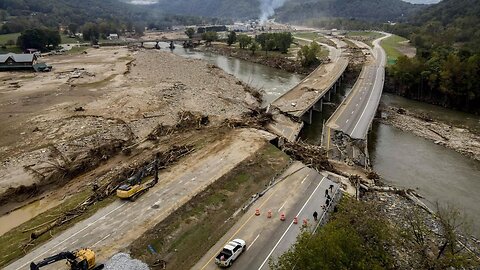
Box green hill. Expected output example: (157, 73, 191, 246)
(276, 0, 425, 22)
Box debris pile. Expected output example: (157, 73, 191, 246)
(280, 141, 332, 171)
(224, 108, 273, 129)
(21, 144, 195, 243)
(147, 111, 209, 140)
(105, 253, 149, 270)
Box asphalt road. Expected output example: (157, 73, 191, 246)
(194, 162, 340, 270)
(5, 129, 268, 270)
(327, 33, 390, 140)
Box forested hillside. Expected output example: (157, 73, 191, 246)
(387, 0, 480, 113)
(0, 0, 219, 35)
(275, 0, 424, 22)
(147, 0, 259, 20)
(124, 0, 424, 22)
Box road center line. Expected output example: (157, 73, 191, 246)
(278, 201, 287, 213)
(300, 175, 309, 184)
(248, 234, 261, 251)
(200, 190, 277, 270)
(91, 233, 112, 248)
(257, 177, 326, 270)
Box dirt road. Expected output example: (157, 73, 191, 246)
(5, 128, 269, 270)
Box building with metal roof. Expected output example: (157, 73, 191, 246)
(0, 53, 38, 70)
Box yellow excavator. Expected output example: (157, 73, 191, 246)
(30, 248, 103, 270)
(116, 156, 159, 201)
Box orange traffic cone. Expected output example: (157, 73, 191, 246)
(255, 209, 260, 216)
(280, 213, 286, 221)
(267, 210, 272, 218)
(293, 216, 298, 224)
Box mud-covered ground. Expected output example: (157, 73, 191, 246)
(0, 46, 258, 217)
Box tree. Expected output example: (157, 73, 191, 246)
(237, 34, 251, 49)
(297, 42, 321, 67)
(401, 204, 480, 269)
(16, 28, 60, 51)
(134, 24, 144, 36)
(185, 27, 195, 39)
(249, 41, 259, 55)
(202, 31, 218, 46)
(68, 23, 79, 34)
(270, 197, 395, 270)
(82, 22, 99, 42)
(227, 31, 237, 46)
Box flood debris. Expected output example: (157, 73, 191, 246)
(280, 141, 332, 172)
(21, 144, 194, 243)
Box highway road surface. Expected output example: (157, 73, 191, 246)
(194, 162, 340, 270)
(268, 34, 348, 141)
(5, 129, 270, 270)
(326, 33, 391, 140)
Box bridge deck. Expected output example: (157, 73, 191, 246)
(271, 57, 349, 117)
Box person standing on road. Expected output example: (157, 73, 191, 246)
(325, 189, 329, 197)
(313, 211, 318, 221)
(329, 184, 334, 192)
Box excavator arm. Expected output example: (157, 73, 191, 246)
(30, 252, 77, 270)
(30, 249, 102, 270)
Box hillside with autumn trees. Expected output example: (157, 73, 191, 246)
(386, 0, 480, 113)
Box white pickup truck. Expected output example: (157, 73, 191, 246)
(215, 239, 246, 267)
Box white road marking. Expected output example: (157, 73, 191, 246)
(91, 233, 112, 248)
(257, 177, 326, 270)
(278, 201, 287, 213)
(300, 175, 309, 184)
(248, 234, 261, 251)
(17, 202, 127, 269)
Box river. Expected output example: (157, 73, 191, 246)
(167, 46, 480, 236)
(164, 43, 304, 105)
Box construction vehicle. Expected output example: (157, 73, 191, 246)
(116, 156, 159, 201)
(30, 248, 104, 270)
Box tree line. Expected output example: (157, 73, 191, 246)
(385, 0, 480, 114)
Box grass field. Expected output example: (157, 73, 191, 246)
(61, 34, 79, 44)
(346, 31, 383, 39)
(381, 34, 409, 65)
(0, 33, 20, 45)
(294, 32, 319, 41)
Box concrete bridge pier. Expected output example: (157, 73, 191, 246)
(326, 89, 331, 101)
(332, 82, 337, 94)
(313, 98, 323, 112)
(302, 108, 313, 124)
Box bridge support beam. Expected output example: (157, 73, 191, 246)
(326, 89, 331, 101)
(313, 98, 323, 112)
(302, 108, 313, 125)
